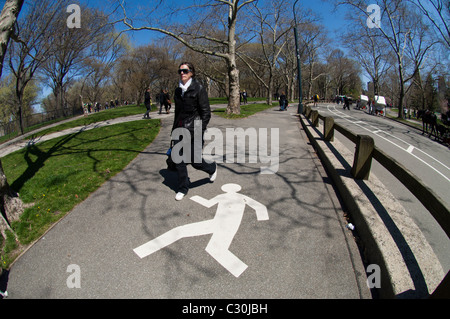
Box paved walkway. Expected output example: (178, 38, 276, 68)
(2, 105, 371, 299)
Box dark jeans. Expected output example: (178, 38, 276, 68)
(143, 104, 151, 118)
(174, 137, 216, 194)
(159, 101, 171, 113)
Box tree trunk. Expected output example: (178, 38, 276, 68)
(16, 87, 25, 135)
(308, 62, 314, 99)
(0, 161, 22, 240)
(0, 0, 24, 78)
(267, 73, 273, 106)
(226, 4, 240, 115)
(397, 62, 405, 119)
(227, 60, 240, 114)
(0, 0, 26, 240)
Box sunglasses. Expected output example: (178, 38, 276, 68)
(178, 69, 191, 75)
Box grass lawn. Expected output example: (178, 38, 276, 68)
(26, 105, 152, 139)
(208, 97, 263, 105)
(212, 103, 276, 119)
(1, 119, 160, 268)
(0, 104, 155, 146)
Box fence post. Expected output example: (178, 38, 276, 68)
(304, 105, 309, 118)
(311, 110, 319, 127)
(351, 135, 374, 180)
(324, 117, 334, 142)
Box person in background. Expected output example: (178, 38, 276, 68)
(242, 90, 248, 104)
(163, 89, 171, 114)
(279, 91, 287, 111)
(158, 89, 165, 114)
(143, 88, 152, 119)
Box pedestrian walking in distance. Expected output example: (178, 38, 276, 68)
(143, 88, 152, 119)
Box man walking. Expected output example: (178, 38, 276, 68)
(143, 88, 152, 119)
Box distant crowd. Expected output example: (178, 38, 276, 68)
(83, 99, 131, 114)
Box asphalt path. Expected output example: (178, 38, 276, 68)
(314, 103, 450, 274)
(3, 104, 371, 299)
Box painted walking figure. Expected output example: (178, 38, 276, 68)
(133, 183, 269, 277)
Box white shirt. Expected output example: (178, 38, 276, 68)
(179, 78, 192, 96)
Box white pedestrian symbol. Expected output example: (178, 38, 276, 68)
(133, 183, 269, 277)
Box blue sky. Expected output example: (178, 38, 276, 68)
(0, 0, 353, 108)
(0, 0, 349, 50)
(114, 0, 349, 47)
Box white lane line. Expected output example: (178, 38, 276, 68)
(325, 104, 450, 183)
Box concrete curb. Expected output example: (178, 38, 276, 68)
(299, 113, 445, 298)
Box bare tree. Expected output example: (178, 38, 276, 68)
(238, 0, 293, 105)
(342, 19, 393, 98)
(408, 67, 440, 112)
(408, 0, 450, 48)
(337, 0, 438, 118)
(117, 0, 256, 115)
(278, 27, 305, 102)
(41, 2, 112, 118)
(327, 49, 361, 96)
(301, 22, 329, 100)
(403, 11, 441, 109)
(7, 0, 62, 135)
(277, 4, 319, 103)
(117, 45, 166, 105)
(80, 32, 129, 105)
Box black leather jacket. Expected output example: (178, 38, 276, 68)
(172, 79, 211, 133)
